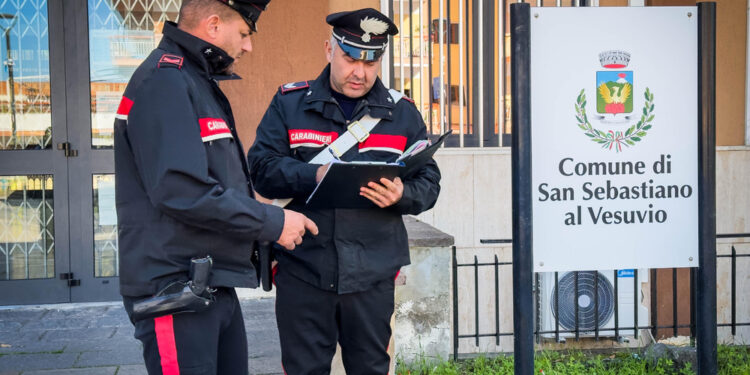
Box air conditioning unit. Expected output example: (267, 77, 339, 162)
(539, 270, 649, 340)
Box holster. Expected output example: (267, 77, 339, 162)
(131, 255, 215, 322)
(256, 241, 274, 292)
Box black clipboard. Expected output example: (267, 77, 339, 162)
(398, 130, 451, 178)
(305, 161, 403, 209)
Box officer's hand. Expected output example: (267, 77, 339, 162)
(360, 177, 404, 208)
(277, 210, 319, 250)
(316, 163, 331, 183)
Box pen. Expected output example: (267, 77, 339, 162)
(328, 147, 342, 161)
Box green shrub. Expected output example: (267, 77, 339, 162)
(717, 345, 750, 375)
(396, 345, 749, 375)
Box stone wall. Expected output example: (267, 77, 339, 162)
(393, 217, 454, 363)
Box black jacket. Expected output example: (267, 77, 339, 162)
(247, 66, 441, 294)
(114, 22, 284, 297)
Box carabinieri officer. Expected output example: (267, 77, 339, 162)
(248, 8, 441, 374)
(114, 0, 317, 373)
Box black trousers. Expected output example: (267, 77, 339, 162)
(275, 266, 396, 375)
(123, 288, 248, 375)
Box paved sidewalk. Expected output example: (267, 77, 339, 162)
(0, 298, 282, 375)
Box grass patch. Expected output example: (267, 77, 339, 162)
(717, 345, 750, 375)
(396, 345, 750, 375)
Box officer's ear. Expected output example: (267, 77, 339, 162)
(324, 39, 333, 63)
(204, 14, 222, 40)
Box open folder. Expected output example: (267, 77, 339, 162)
(305, 161, 402, 209)
(305, 130, 451, 209)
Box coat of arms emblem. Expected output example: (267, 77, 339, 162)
(596, 51, 633, 120)
(575, 50, 655, 152)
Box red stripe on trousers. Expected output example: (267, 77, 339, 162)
(154, 315, 181, 375)
(272, 264, 278, 286)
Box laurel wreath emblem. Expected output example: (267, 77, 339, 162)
(575, 88, 655, 152)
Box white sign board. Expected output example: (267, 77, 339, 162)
(531, 7, 698, 272)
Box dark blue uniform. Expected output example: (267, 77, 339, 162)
(248, 65, 441, 373)
(114, 21, 283, 374)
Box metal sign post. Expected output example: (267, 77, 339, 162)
(510, 2, 533, 374)
(697, 2, 717, 374)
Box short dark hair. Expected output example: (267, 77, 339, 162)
(178, 0, 239, 30)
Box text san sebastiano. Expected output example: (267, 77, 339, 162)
(536, 154, 693, 225)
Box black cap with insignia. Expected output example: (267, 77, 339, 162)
(326, 8, 398, 62)
(215, 0, 271, 32)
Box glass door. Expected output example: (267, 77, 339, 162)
(0, 0, 181, 305)
(0, 0, 71, 305)
(68, 0, 180, 302)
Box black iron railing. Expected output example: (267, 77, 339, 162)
(452, 234, 750, 359)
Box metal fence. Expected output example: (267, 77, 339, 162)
(385, 0, 504, 148)
(383, 0, 632, 148)
(452, 235, 750, 358)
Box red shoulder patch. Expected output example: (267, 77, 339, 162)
(158, 54, 184, 69)
(403, 96, 415, 104)
(280, 81, 310, 94)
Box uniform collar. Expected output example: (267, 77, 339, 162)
(161, 22, 240, 80)
(304, 65, 395, 123)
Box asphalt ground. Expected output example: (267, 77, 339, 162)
(0, 297, 283, 375)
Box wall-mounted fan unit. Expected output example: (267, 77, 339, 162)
(539, 270, 648, 340)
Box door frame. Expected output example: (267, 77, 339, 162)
(0, 0, 122, 305)
(0, 0, 72, 305)
(65, 0, 119, 302)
